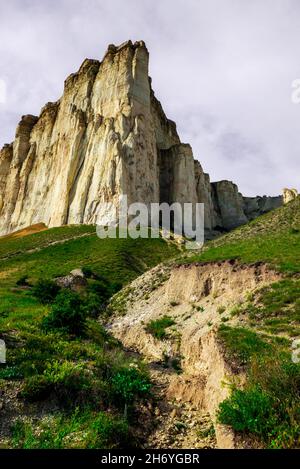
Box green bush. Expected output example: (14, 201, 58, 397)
(16, 276, 30, 287)
(81, 266, 94, 278)
(146, 315, 175, 339)
(110, 366, 151, 408)
(88, 279, 121, 301)
(0, 366, 23, 380)
(218, 351, 300, 448)
(83, 278, 122, 317)
(44, 360, 88, 391)
(218, 386, 276, 436)
(33, 279, 61, 304)
(83, 292, 104, 318)
(20, 375, 53, 401)
(42, 290, 87, 335)
(20, 361, 92, 403)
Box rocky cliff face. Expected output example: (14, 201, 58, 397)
(0, 40, 282, 237)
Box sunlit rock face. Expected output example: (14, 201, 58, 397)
(283, 188, 298, 205)
(0, 40, 282, 237)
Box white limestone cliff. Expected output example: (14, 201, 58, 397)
(0, 40, 282, 237)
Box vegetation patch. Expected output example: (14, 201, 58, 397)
(11, 410, 131, 449)
(246, 279, 300, 337)
(218, 325, 300, 448)
(182, 197, 300, 274)
(145, 316, 176, 340)
(218, 325, 272, 367)
(0, 226, 179, 448)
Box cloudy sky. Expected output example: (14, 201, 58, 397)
(0, 0, 299, 196)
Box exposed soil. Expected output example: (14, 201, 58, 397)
(108, 260, 282, 448)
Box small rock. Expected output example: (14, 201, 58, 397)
(70, 268, 85, 278)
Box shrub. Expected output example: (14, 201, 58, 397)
(88, 279, 121, 302)
(83, 292, 104, 318)
(20, 361, 92, 403)
(218, 346, 300, 448)
(20, 375, 53, 402)
(0, 366, 23, 380)
(83, 279, 122, 317)
(81, 267, 94, 278)
(44, 360, 91, 400)
(16, 276, 29, 287)
(110, 366, 151, 409)
(146, 316, 175, 339)
(33, 279, 61, 304)
(218, 386, 276, 436)
(42, 290, 86, 335)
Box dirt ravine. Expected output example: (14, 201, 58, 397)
(108, 260, 281, 448)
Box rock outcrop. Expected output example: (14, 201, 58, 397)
(283, 188, 298, 205)
(243, 195, 282, 220)
(211, 181, 248, 231)
(0, 40, 282, 237)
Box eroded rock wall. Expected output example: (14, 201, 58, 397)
(0, 40, 282, 236)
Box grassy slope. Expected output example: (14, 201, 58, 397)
(182, 198, 300, 448)
(0, 225, 180, 283)
(186, 196, 300, 273)
(1, 198, 300, 448)
(0, 225, 180, 448)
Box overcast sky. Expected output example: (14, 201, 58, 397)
(0, 0, 299, 196)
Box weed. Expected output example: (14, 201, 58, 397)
(145, 316, 176, 340)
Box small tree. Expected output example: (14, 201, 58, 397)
(42, 290, 86, 335)
(32, 279, 61, 304)
(110, 367, 151, 418)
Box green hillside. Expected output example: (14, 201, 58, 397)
(183, 199, 300, 448)
(1, 199, 300, 449)
(186, 196, 300, 273)
(0, 225, 180, 449)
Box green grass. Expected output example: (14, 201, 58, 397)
(0, 225, 180, 287)
(11, 409, 131, 449)
(2, 199, 300, 448)
(1, 315, 151, 448)
(218, 325, 300, 448)
(245, 279, 300, 337)
(218, 325, 274, 366)
(145, 315, 176, 340)
(183, 197, 300, 273)
(0, 225, 180, 448)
